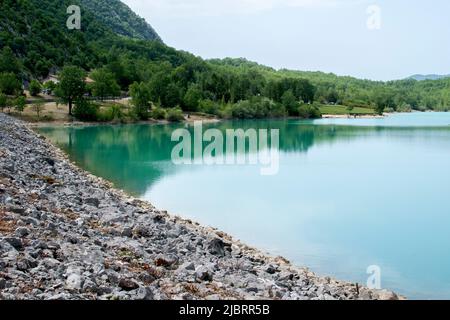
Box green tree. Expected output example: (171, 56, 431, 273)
(326, 89, 339, 104)
(164, 83, 183, 108)
(183, 85, 202, 111)
(129, 82, 151, 119)
(298, 104, 322, 119)
(31, 101, 45, 119)
(90, 68, 121, 100)
(346, 105, 354, 114)
(55, 66, 86, 115)
(105, 54, 131, 89)
(374, 104, 385, 115)
(373, 87, 396, 115)
(29, 80, 42, 96)
(0, 72, 22, 95)
(0, 47, 21, 74)
(14, 96, 26, 113)
(281, 90, 299, 116)
(297, 79, 316, 103)
(43, 81, 56, 94)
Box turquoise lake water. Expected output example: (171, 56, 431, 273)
(38, 112, 450, 299)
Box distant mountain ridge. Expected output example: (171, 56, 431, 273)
(408, 74, 450, 81)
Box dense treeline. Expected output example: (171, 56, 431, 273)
(211, 58, 450, 113)
(1, 0, 449, 122)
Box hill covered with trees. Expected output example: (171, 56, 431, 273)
(78, 0, 161, 41)
(210, 58, 450, 113)
(1, 0, 449, 123)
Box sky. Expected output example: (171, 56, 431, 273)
(121, 0, 450, 81)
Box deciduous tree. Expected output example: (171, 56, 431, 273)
(55, 66, 86, 115)
(29, 80, 42, 96)
(90, 68, 120, 100)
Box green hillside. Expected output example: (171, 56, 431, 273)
(78, 0, 161, 41)
(1, 0, 449, 123)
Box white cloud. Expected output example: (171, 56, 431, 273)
(122, 0, 368, 18)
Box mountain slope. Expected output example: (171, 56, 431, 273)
(0, 0, 162, 78)
(78, 0, 161, 41)
(0, 0, 109, 77)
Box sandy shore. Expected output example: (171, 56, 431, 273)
(321, 114, 386, 119)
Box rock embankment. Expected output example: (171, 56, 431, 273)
(0, 113, 400, 300)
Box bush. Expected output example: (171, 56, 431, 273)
(166, 108, 184, 122)
(97, 104, 125, 122)
(41, 114, 55, 122)
(434, 104, 449, 112)
(43, 81, 56, 94)
(0, 93, 7, 112)
(229, 97, 286, 119)
(132, 105, 150, 120)
(298, 104, 322, 119)
(73, 98, 99, 121)
(230, 100, 253, 119)
(199, 99, 219, 115)
(150, 107, 167, 120)
(31, 101, 45, 119)
(270, 102, 288, 118)
(416, 105, 427, 112)
(29, 80, 42, 96)
(397, 103, 412, 113)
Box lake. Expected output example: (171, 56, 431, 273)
(38, 112, 450, 299)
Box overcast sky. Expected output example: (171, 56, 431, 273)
(121, 0, 450, 81)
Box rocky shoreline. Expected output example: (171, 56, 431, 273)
(0, 113, 401, 300)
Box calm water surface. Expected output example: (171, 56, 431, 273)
(38, 113, 450, 299)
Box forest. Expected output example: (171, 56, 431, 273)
(1, 0, 450, 122)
